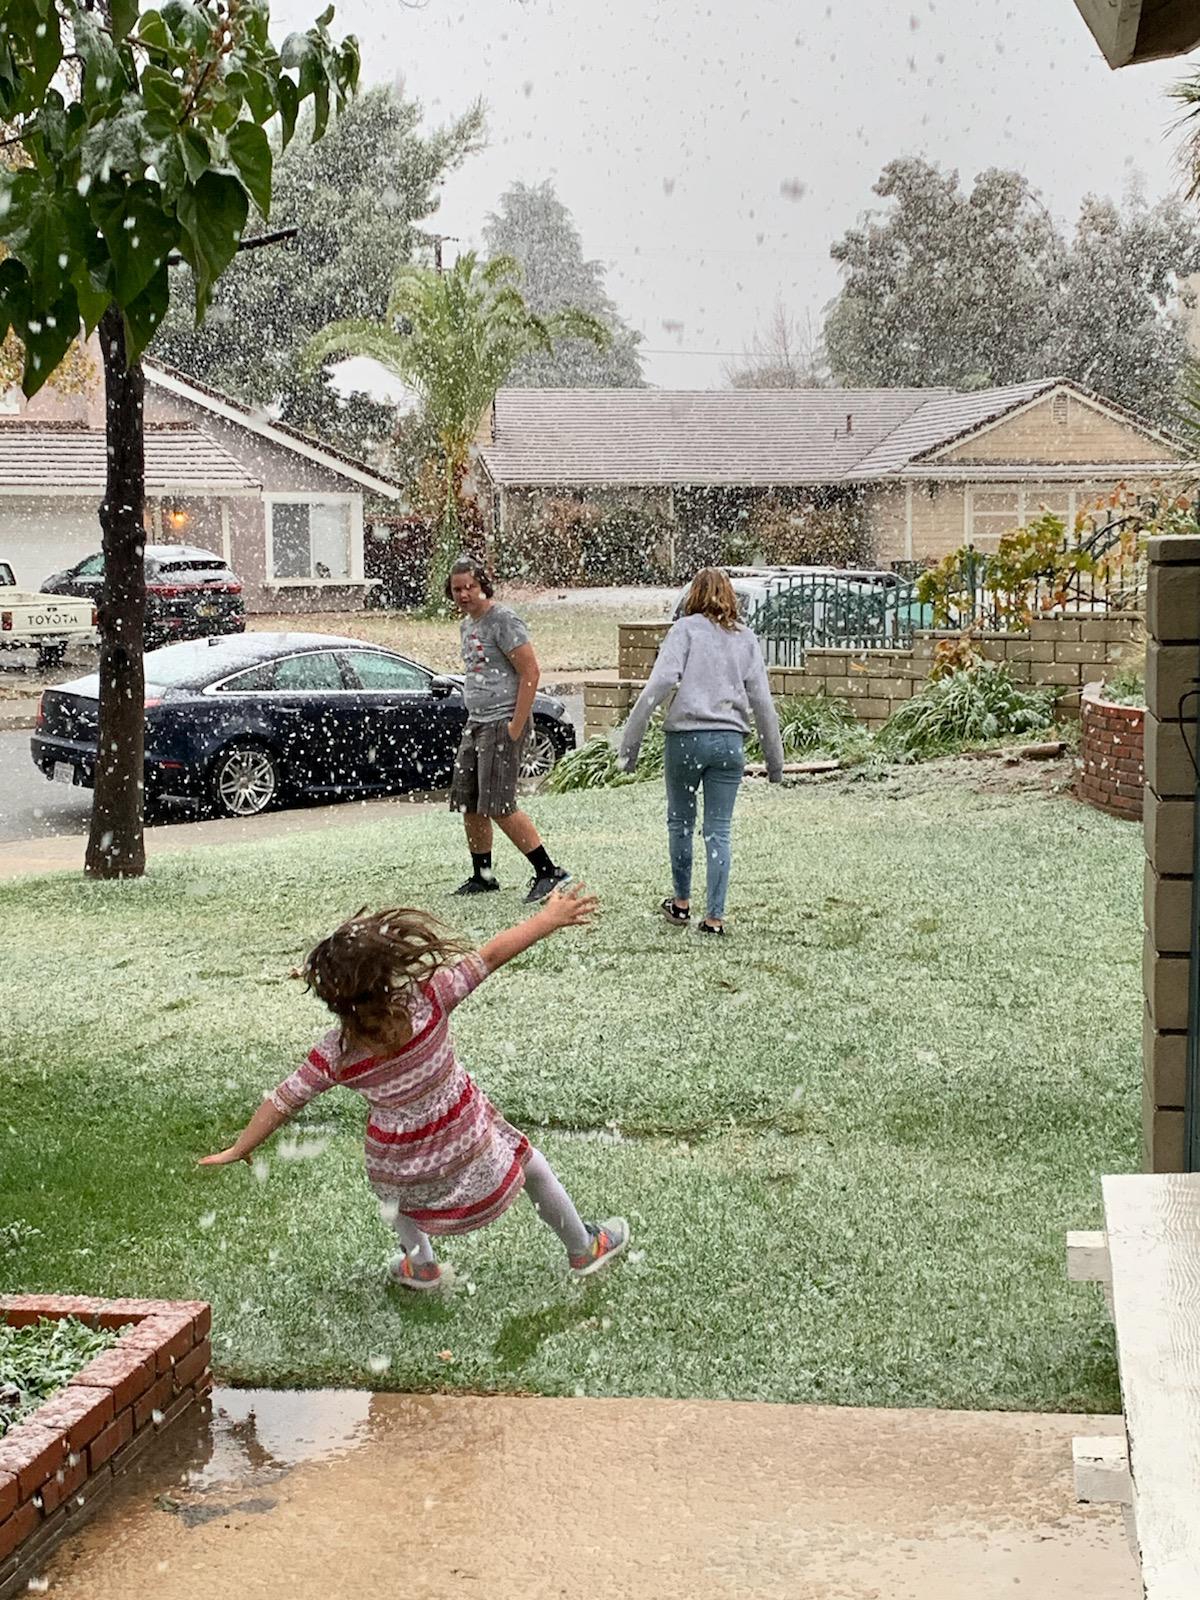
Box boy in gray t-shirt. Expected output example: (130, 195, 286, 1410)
(447, 558, 572, 903)
(460, 603, 530, 723)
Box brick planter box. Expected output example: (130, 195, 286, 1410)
(1077, 681, 1145, 822)
(0, 1295, 211, 1598)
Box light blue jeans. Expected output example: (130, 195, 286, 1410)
(664, 730, 745, 922)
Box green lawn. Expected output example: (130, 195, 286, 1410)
(0, 777, 1140, 1411)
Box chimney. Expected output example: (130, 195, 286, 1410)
(845, 412, 853, 435)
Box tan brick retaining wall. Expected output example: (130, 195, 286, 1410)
(1142, 535, 1200, 1173)
(0, 1295, 212, 1598)
(1077, 685, 1145, 822)
(588, 615, 1141, 740)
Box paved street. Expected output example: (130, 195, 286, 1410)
(0, 691, 588, 864)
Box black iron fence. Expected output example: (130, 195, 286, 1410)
(748, 515, 1146, 665)
(748, 574, 928, 666)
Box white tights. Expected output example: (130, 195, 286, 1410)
(390, 1147, 591, 1266)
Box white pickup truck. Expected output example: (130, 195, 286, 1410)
(0, 561, 96, 669)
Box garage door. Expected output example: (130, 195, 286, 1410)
(0, 500, 104, 589)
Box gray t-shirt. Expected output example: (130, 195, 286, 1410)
(460, 603, 531, 723)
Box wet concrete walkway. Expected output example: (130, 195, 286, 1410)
(43, 1389, 1137, 1599)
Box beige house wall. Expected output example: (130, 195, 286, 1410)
(865, 483, 970, 564)
(937, 392, 1180, 466)
(865, 473, 1170, 566)
(4, 340, 380, 616)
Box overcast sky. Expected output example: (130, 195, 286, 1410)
(277, 0, 1194, 390)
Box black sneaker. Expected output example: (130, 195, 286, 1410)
(525, 866, 571, 904)
(454, 875, 501, 896)
(697, 920, 725, 936)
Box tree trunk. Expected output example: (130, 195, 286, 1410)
(423, 447, 461, 612)
(85, 307, 147, 879)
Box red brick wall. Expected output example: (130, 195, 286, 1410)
(0, 1296, 211, 1597)
(1077, 683, 1145, 821)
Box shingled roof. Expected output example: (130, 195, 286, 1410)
(0, 423, 259, 493)
(477, 379, 1177, 488)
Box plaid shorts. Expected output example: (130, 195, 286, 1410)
(449, 720, 527, 818)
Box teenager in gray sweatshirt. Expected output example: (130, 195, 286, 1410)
(618, 568, 784, 935)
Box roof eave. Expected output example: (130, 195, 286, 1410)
(143, 361, 405, 499)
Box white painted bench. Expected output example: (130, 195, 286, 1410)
(1067, 1174, 1200, 1596)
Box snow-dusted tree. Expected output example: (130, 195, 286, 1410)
(825, 156, 1200, 422)
(156, 85, 484, 459)
(725, 301, 827, 389)
(482, 181, 643, 387)
(1048, 195, 1200, 424)
(824, 158, 1064, 393)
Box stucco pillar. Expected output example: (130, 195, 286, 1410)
(1142, 534, 1200, 1170)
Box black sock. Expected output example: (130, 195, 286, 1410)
(470, 851, 493, 881)
(525, 844, 555, 879)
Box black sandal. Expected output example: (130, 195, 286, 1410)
(661, 897, 691, 924)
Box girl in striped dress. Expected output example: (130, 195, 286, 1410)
(199, 885, 629, 1290)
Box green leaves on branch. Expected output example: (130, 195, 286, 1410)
(0, 0, 360, 393)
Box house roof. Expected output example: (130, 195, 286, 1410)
(0, 423, 260, 494)
(478, 388, 949, 488)
(142, 360, 406, 500)
(477, 379, 1184, 488)
(850, 380, 1059, 473)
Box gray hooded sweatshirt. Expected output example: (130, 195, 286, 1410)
(618, 614, 785, 782)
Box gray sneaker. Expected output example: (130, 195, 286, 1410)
(525, 866, 571, 904)
(569, 1218, 631, 1277)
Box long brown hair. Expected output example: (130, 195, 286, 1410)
(682, 567, 740, 631)
(301, 906, 470, 1045)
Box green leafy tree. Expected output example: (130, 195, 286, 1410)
(308, 251, 608, 608)
(155, 84, 484, 458)
(481, 180, 642, 387)
(0, 0, 358, 878)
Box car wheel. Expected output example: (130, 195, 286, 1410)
(208, 742, 282, 818)
(520, 720, 566, 782)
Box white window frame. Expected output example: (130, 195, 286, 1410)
(263, 492, 366, 587)
(965, 484, 1079, 546)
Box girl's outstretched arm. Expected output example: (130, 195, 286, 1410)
(478, 882, 598, 976)
(199, 1097, 292, 1167)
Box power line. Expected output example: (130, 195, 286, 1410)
(640, 347, 762, 357)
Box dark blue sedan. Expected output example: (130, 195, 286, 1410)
(31, 632, 576, 818)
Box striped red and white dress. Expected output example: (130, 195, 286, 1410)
(267, 953, 531, 1236)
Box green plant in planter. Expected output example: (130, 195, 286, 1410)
(1, 1318, 116, 1437)
(876, 664, 1056, 762)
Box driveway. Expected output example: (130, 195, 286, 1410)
(38, 1389, 1137, 1600)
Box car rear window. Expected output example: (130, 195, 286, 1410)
(213, 663, 277, 693)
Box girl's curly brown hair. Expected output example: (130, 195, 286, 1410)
(301, 906, 471, 1043)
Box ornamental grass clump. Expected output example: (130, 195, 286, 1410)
(550, 694, 870, 793)
(759, 695, 872, 764)
(876, 663, 1056, 762)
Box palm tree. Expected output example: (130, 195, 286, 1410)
(308, 252, 608, 608)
